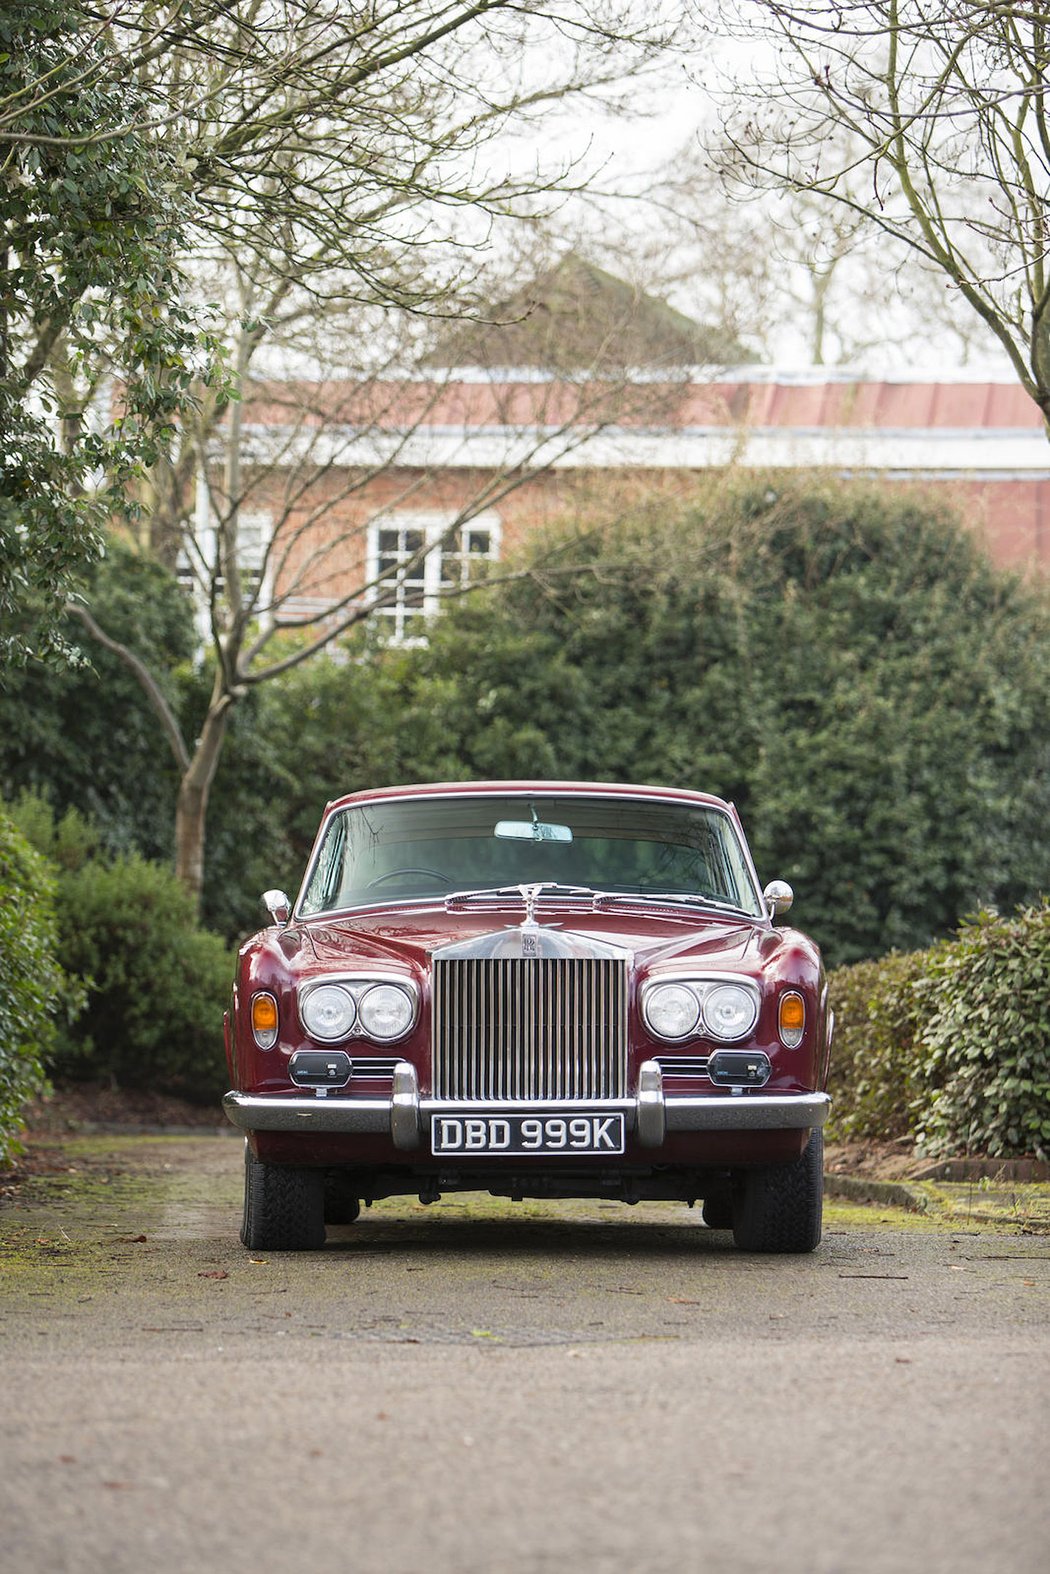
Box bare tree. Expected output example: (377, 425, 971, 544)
(711, 1, 1050, 407)
(57, 0, 705, 906)
(641, 139, 998, 366)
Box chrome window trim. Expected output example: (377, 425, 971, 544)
(293, 790, 768, 924)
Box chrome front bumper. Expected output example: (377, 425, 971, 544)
(224, 1061, 830, 1151)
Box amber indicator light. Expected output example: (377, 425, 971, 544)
(252, 994, 278, 1035)
(778, 991, 805, 1045)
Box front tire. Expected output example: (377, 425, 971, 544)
(241, 1142, 326, 1251)
(731, 1129, 823, 1254)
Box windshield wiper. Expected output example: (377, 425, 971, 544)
(593, 891, 751, 916)
(444, 883, 751, 918)
(446, 881, 603, 910)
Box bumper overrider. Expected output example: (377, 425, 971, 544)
(223, 1061, 831, 1150)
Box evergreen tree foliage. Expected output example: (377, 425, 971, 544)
(384, 482, 1050, 966)
(0, 539, 194, 858)
(0, 1, 219, 665)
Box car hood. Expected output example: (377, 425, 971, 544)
(284, 900, 788, 976)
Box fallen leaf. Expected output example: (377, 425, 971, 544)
(668, 1297, 701, 1305)
(248, 1257, 268, 1266)
(198, 1270, 229, 1280)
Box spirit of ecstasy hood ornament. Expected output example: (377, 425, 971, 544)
(431, 882, 631, 962)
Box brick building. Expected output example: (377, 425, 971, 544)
(209, 264, 1049, 640)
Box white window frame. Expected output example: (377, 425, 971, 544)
(365, 509, 501, 642)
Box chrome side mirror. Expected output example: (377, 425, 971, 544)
(262, 889, 291, 926)
(763, 880, 794, 918)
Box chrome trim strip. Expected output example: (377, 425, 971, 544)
(664, 1093, 830, 1132)
(223, 1089, 830, 1139)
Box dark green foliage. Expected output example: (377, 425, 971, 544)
(826, 903, 1050, 1158)
(825, 949, 933, 1141)
(12, 794, 232, 1101)
(914, 904, 1050, 1160)
(0, 811, 71, 1162)
(385, 482, 1050, 966)
(198, 643, 433, 937)
(0, 2, 222, 666)
(52, 854, 234, 1101)
(0, 540, 193, 859)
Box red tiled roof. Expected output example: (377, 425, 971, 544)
(242, 373, 1044, 434)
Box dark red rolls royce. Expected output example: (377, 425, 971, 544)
(223, 782, 832, 1253)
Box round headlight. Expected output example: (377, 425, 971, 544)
(702, 983, 759, 1041)
(643, 981, 701, 1041)
(357, 983, 415, 1042)
(301, 984, 357, 1042)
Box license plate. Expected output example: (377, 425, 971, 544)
(431, 1111, 626, 1157)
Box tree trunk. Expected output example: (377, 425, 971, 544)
(174, 692, 232, 913)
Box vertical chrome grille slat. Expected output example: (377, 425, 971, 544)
(432, 957, 627, 1101)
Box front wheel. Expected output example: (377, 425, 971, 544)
(241, 1142, 326, 1251)
(731, 1129, 823, 1253)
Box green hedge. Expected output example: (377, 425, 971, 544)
(10, 793, 233, 1104)
(51, 853, 234, 1101)
(0, 812, 71, 1163)
(828, 901, 1050, 1158)
(914, 904, 1050, 1159)
(825, 948, 934, 1142)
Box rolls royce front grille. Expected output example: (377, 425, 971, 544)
(432, 957, 628, 1101)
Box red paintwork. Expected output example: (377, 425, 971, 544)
(229, 782, 829, 1182)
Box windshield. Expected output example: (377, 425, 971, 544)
(298, 794, 763, 918)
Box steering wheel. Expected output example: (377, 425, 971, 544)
(367, 867, 453, 889)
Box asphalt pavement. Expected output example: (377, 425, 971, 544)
(1, 1133, 1047, 1574)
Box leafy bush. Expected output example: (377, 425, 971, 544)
(10, 796, 233, 1103)
(914, 903, 1050, 1160)
(826, 948, 933, 1141)
(826, 902, 1050, 1158)
(51, 853, 234, 1102)
(0, 812, 71, 1163)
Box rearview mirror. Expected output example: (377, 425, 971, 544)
(494, 819, 573, 844)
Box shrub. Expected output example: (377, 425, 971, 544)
(52, 854, 233, 1103)
(914, 903, 1050, 1160)
(0, 812, 70, 1163)
(825, 948, 934, 1141)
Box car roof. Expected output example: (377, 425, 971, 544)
(324, 780, 735, 816)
